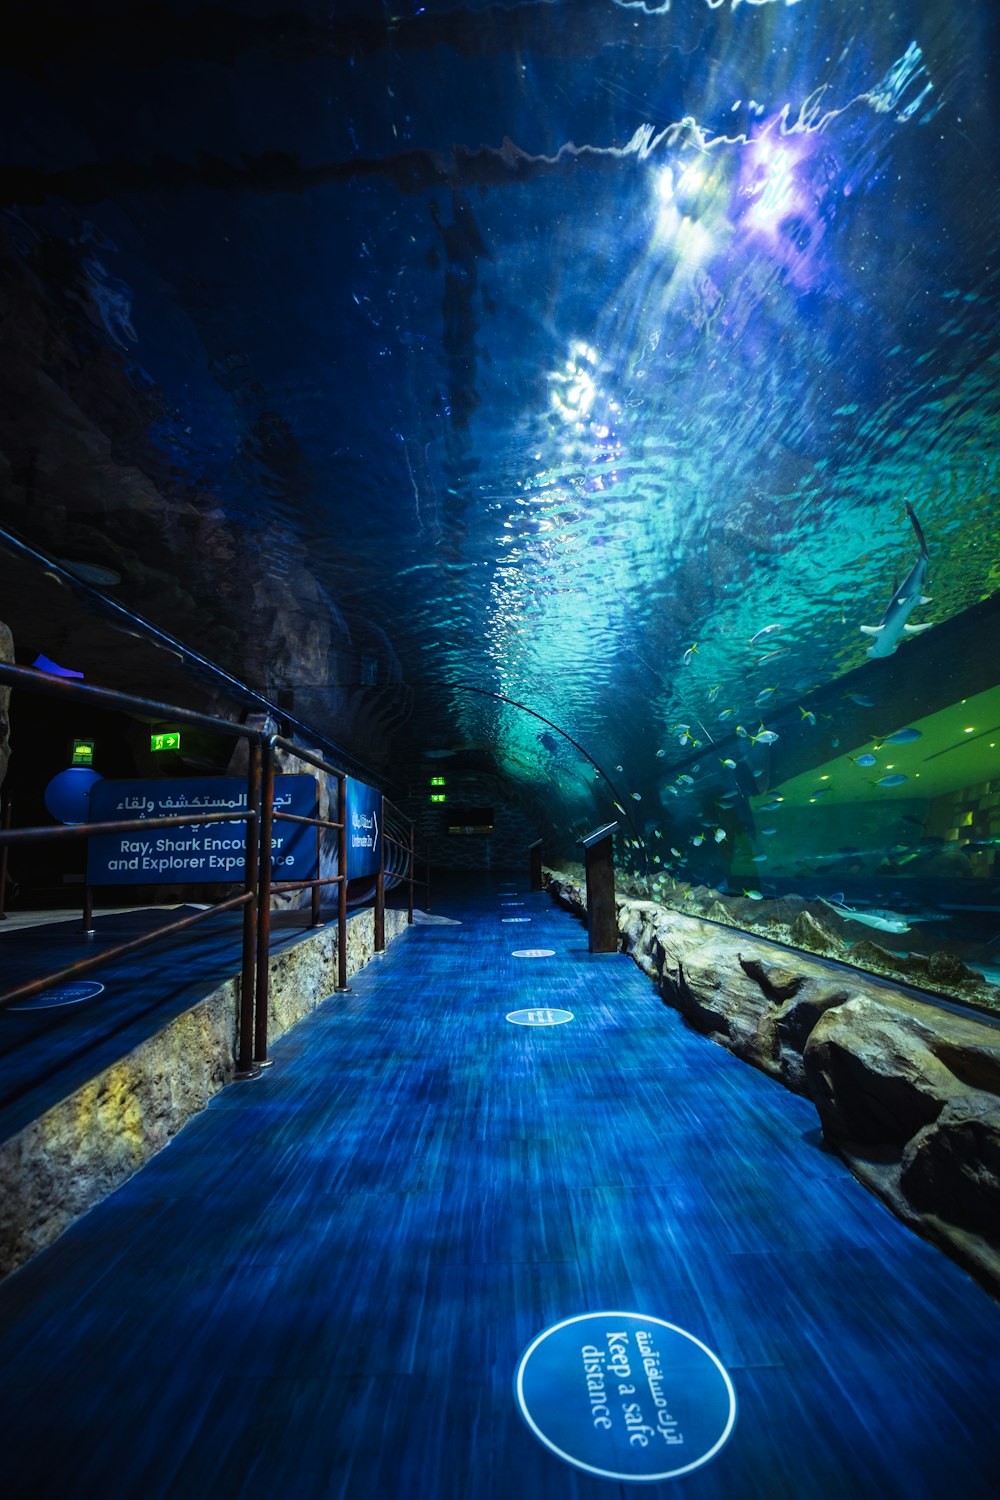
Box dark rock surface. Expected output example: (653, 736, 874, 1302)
(546, 868, 1000, 1299)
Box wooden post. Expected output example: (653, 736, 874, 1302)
(578, 822, 619, 954)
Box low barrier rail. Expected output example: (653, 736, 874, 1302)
(0, 663, 425, 1079)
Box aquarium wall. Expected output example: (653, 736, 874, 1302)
(0, 2, 998, 999)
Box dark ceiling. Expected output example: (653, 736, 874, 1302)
(1, 1, 998, 849)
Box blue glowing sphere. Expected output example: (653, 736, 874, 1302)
(44, 767, 103, 825)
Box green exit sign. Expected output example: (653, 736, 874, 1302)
(71, 739, 95, 766)
(151, 731, 182, 753)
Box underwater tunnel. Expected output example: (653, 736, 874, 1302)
(1, 2, 1000, 1495)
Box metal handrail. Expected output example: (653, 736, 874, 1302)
(0, 664, 421, 1080)
(382, 794, 428, 921)
(0, 892, 255, 1010)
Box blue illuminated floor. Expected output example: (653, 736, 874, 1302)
(1, 876, 999, 1499)
(0, 906, 311, 1142)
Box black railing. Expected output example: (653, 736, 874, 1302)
(0, 663, 425, 1078)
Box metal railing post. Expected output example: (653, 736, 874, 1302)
(0, 795, 10, 921)
(254, 736, 276, 1065)
(336, 773, 350, 992)
(236, 742, 261, 1079)
(407, 817, 414, 926)
(82, 884, 95, 938)
(311, 811, 322, 927)
(374, 792, 385, 954)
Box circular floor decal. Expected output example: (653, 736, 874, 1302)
(512, 949, 555, 959)
(7, 980, 105, 1012)
(514, 1312, 736, 1483)
(506, 1008, 574, 1026)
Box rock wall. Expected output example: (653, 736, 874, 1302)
(0, 905, 409, 1279)
(545, 870, 1000, 1299)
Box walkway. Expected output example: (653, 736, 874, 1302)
(1, 876, 998, 1499)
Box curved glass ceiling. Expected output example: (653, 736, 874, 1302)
(0, 1, 998, 852)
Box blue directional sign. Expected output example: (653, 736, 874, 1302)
(514, 1311, 736, 1483)
(86, 776, 318, 885)
(345, 777, 383, 879)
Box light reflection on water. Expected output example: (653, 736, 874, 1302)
(2, 0, 997, 994)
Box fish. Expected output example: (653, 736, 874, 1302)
(714, 827, 727, 842)
(682, 643, 699, 665)
(743, 889, 763, 900)
(720, 758, 737, 770)
(761, 827, 777, 836)
(760, 798, 783, 811)
(718, 708, 736, 721)
(748, 623, 784, 645)
(615, 764, 624, 772)
(860, 502, 933, 657)
(692, 834, 705, 846)
(799, 707, 816, 726)
(750, 726, 779, 746)
(850, 753, 878, 768)
(677, 774, 694, 786)
(751, 854, 768, 862)
(655, 748, 666, 758)
(755, 687, 778, 706)
(707, 684, 722, 701)
(818, 896, 911, 933)
(874, 773, 908, 787)
(846, 694, 877, 708)
(631, 791, 642, 801)
(670, 847, 682, 858)
(875, 727, 922, 746)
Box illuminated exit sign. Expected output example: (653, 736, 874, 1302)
(71, 739, 95, 766)
(151, 731, 182, 753)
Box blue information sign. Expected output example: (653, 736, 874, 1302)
(86, 777, 318, 885)
(514, 1312, 736, 1483)
(345, 777, 383, 879)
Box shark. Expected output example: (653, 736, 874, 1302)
(818, 895, 912, 933)
(860, 502, 932, 658)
